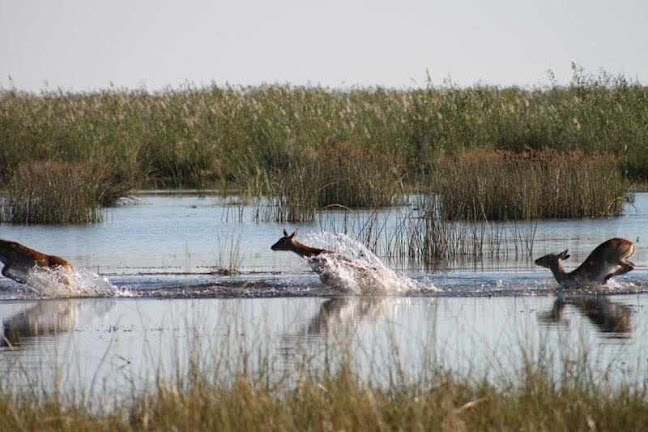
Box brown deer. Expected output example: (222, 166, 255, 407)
(271, 229, 328, 258)
(0, 239, 74, 288)
(271, 229, 378, 290)
(535, 238, 635, 287)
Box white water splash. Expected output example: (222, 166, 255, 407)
(304, 233, 437, 294)
(24, 267, 121, 298)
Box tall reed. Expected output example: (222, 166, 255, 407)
(0, 161, 130, 224)
(428, 149, 629, 220)
(315, 206, 538, 266)
(256, 140, 405, 222)
(1, 67, 646, 191)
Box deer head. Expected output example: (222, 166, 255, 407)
(271, 229, 298, 251)
(534, 249, 570, 268)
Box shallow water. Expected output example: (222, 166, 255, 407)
(1, 192, 648, 392)
(1, 192, 647, 296)
(0, 295, 646, 394)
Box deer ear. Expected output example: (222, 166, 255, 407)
(283, 229, 289, 237)
(559, 249, 570, 260)
(290, 228, 298, 239)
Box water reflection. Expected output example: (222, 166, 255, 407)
(1, 299, 115, 348)
(303, 297, 387, 336)
(280, 297, 387, 363)
(538, 295, 633, 339)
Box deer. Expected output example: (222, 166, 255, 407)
(534, 238, 635, 287)
(0, 239, 74, 289)
(270, 229, 377, 291)
(271, 229, 328, 258)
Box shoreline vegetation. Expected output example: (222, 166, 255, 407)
(1, 356, 648, 431)
(0, 67, 643, 224)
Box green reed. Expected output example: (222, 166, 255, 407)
(0, 67, 644, 223)
(1, 68, 646, 187)
(315, 205, 537, 267)
(428, 149, 630, 220)
(0, 161, 130, 224)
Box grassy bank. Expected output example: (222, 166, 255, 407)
(0, 67, 643, 222)
(1, 359, 647, 431)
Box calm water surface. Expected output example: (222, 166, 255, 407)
(1, 193, 648, 393)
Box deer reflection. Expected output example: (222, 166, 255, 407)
(1, 299, 114, 348)
(280, 297, 387, 363)
(304, 297, 386, 337)
(538, 295, 633, 338)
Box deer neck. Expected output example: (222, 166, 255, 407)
(0, 241, 11, 263)
(549, 260, 571, 283)
(290, 241, 326, 258)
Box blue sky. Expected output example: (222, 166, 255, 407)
(1, 0, 647, 90)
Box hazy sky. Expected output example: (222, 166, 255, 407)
(1, 0, 647, 90)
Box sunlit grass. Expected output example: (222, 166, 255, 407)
(428, 149, 629, 220)
(0, 161, 131, 224)
(0, 345, 647, 431)
(0, 67, 643, 223)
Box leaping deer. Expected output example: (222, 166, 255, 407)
(535, 238, 635, 287)
(271, 229, 377, 291)
(271, 229, 328, 258)
(0, 239, 74, 289)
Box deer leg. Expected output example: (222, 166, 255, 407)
(604, 262, 635, 282)
(618, 260, 635, 274)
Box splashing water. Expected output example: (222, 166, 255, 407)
(304, 233, 437, 294)
(24, 267, 121, 298)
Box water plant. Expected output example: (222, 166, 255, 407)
(0, 161, 131, 224)
(1, 68, 645, 188)
(427, 149, 629, 220)
(0, 67, 643, 224)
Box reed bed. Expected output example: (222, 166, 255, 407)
(252, 140, 404, 222)
(0, 161, 130, 224)
(428, 149, 629, 220)
(0, 68, 643, 223)
(1, 68, 646, 188)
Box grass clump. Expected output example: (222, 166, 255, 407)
(261, 140, 404, 222)
(429, 149, 629, 220)
(0, 161, 131, 224)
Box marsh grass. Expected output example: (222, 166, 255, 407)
(315, 205, 537, 266)
(1, 68, 645, 187)
(0, 161, 131, 224)
(1, 352, 647, 431)
(255, 140, 405, 222)
(0, 68, 643, 223)
(428, 149, 630, 220)
(213, 234, 243, 275)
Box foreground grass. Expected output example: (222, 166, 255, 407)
(1, 363, 647, 431)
